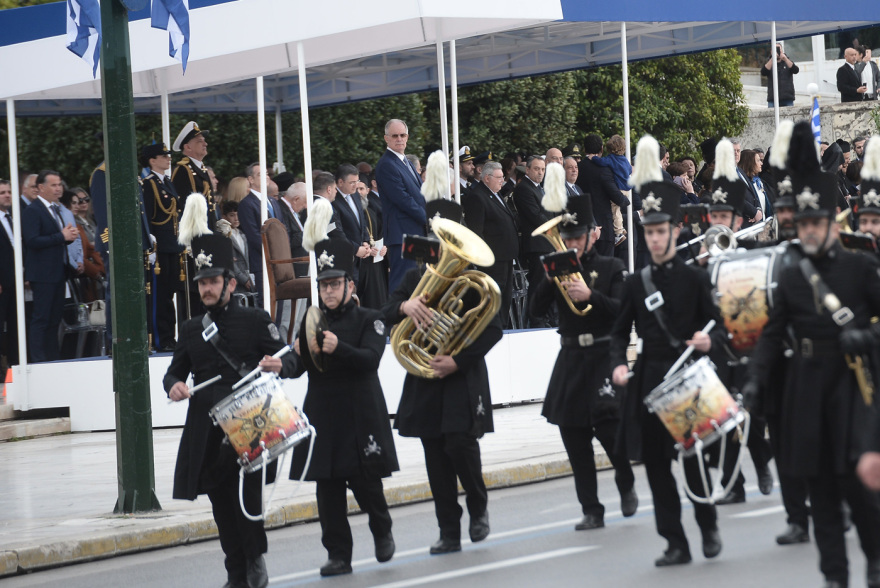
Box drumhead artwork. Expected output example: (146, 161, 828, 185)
(645, 357, 741, 454)
(711, 250, 777, 356)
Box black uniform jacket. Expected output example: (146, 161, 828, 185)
(609, 256, 727, 461)
(531, 249, 627, 426)
(289, 300, 399, 481)
(750, 243, 880, 477)
(143, 172, 183, 254)
(163, 302, 296, 500)
(382, 267, 503, 439)
(171, 157, 215, 229)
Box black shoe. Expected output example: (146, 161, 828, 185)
(245, 555, 268, 588)
(469, 512, 490, 543)
(715, 490, 745, 505)
(757, 465, 774, 495)
(620, 488, 638, 517)
(575, 513, 604, 531)
(775, 523, 809, 545)
(654, 548, 692, 567)
(702, 528, 722, 559)
(375, 533, 395, 563)
(429, 536, 462, 555)
(319, 559, 352, 577)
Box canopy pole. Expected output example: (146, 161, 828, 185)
(450, 39, 460, 204)
(7, 99, 29, 403)
(436, 39, 449, 186)
(160, 91, 171, 172)
(275, 102, 285, 173)
(621, 22, 634, 274)
(257, 76, 270, 310)
(812, 34, 826, 95)
(771, 22, 780, 129)
(297, 42, 318, 306)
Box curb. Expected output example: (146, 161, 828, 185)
(0, 454, 590, 578)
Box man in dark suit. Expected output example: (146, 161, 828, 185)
(374, 118, 426, 292)
(838, 47, 868, 103)
(576, 134, 630, 257)
(333, 164, 371, 284)
(461, 161, 519, 327)
(21, 170, 79, 363)
(0, 180, 18, 366)
(238, 162, 281, 308)
(512, 156, 554, 328)
(279, 182, 309, 276)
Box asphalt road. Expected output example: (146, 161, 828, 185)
(4, 464, 869, 588)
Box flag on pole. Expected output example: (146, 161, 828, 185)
(152, 0, 191, 72)
(810, 96, 821, 144)
(66, 0, 102, 78)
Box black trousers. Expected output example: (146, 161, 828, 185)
(387, 245, 417, 295)
(0, 285, 19, 365)
(719, 415, 773, 494)
(525, 254, 550, 328)
(207, 473, 268, 583)
(642, 416, 717, 553)
(154, 252, 183, 348)
(559, 421, 634, 517)
(484, 260, 513, 330)
(315, 476, 392, 563)
(767, 417, 810, 529)
(29, 280, 65, 363)
(806, 446, 880, 584)
(593, 239, 614, 257)
(421, 433, 488, 540)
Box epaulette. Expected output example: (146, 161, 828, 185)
(101, 228, 109, 244)
(89, 161, 106, 184)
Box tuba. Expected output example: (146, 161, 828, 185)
(390, 218, 502, 378)
(531, 216, 592, 316)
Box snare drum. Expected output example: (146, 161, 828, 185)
(209, 372, 311, 473)
(710, 248, 781, 357)
(644, 357, 743, 455)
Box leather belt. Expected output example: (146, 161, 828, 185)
(561, 334, 610, 348)
(794, 337, 839, 359)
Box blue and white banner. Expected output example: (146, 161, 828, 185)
(810, 96, 821, 144)
(66, 0, 102, 78)
(151, 0, 190, 72)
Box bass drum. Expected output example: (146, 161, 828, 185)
(709, 247, 783, 358)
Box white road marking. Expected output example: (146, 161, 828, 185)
(368, 546, 599, 588)
(729, 505, 785, 519)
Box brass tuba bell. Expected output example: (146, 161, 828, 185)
(390, 218, 501, 379)
(531, 216, 592, 316)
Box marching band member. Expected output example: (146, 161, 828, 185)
(381, 152, 502, 555)
(745, 122, 880, 588)
(289, 198, 398, 577)
(164, 195, 296, 588)
(529, 168, 637, 531)
(610, 135, 728, 567)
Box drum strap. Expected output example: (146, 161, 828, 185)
(639, 266, 683, 351)
(201, 314, 251, 378)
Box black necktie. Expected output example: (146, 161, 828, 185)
(51, 204, 65, 230)
(5, 212, 11, 235)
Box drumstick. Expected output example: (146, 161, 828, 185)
(663, 319, 716, 380)
(232, 345, 293, 391)
(166, 374, 222, 404)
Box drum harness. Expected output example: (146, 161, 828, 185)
(797, 258, 875, 407)
(201, 315, 318, 522)
(639, 268, 751, 504)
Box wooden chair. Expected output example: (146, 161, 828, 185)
(261, 218, 310, 342)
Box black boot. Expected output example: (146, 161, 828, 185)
(775, 523, 809, 545)
(430, 534, 462, 555)
(246, 555, 268, 588)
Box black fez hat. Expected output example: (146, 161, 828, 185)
(426, 199, 463, 228)
(836, 138, 851, 154)
(640, 181, 682, 225)
(557, 195, 595, 239)
(140, 143, 171, 166)
(704, 177, 746, 215)
(313, 237, 354, 281)
(191, 233, 234, 281)
(473, 151, 494, 166)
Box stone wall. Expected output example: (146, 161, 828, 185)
(739, 102, 879, 152)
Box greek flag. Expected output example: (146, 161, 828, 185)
(66, 0, 102, 78)
(152, 0, 190, 72)
(810, 96, 821, 144)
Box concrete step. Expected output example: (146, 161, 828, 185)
(0, 404, 13, 421)
(0, 417, 70, 442)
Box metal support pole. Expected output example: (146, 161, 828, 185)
(7, 100, 30, 404)
(275, 102, 285, 173)
(436, 39, 449, 184)
(450, 40, 460, 204)
(160, 91, 171, 173)
(771, 22, 780, 129)
(257, 76, 270, 310)
(297, 42, 318, 306)
(100, 0, 160, 514)
(621, 23, 634, 274)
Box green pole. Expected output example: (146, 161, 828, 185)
(100, 0, 161, 514)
